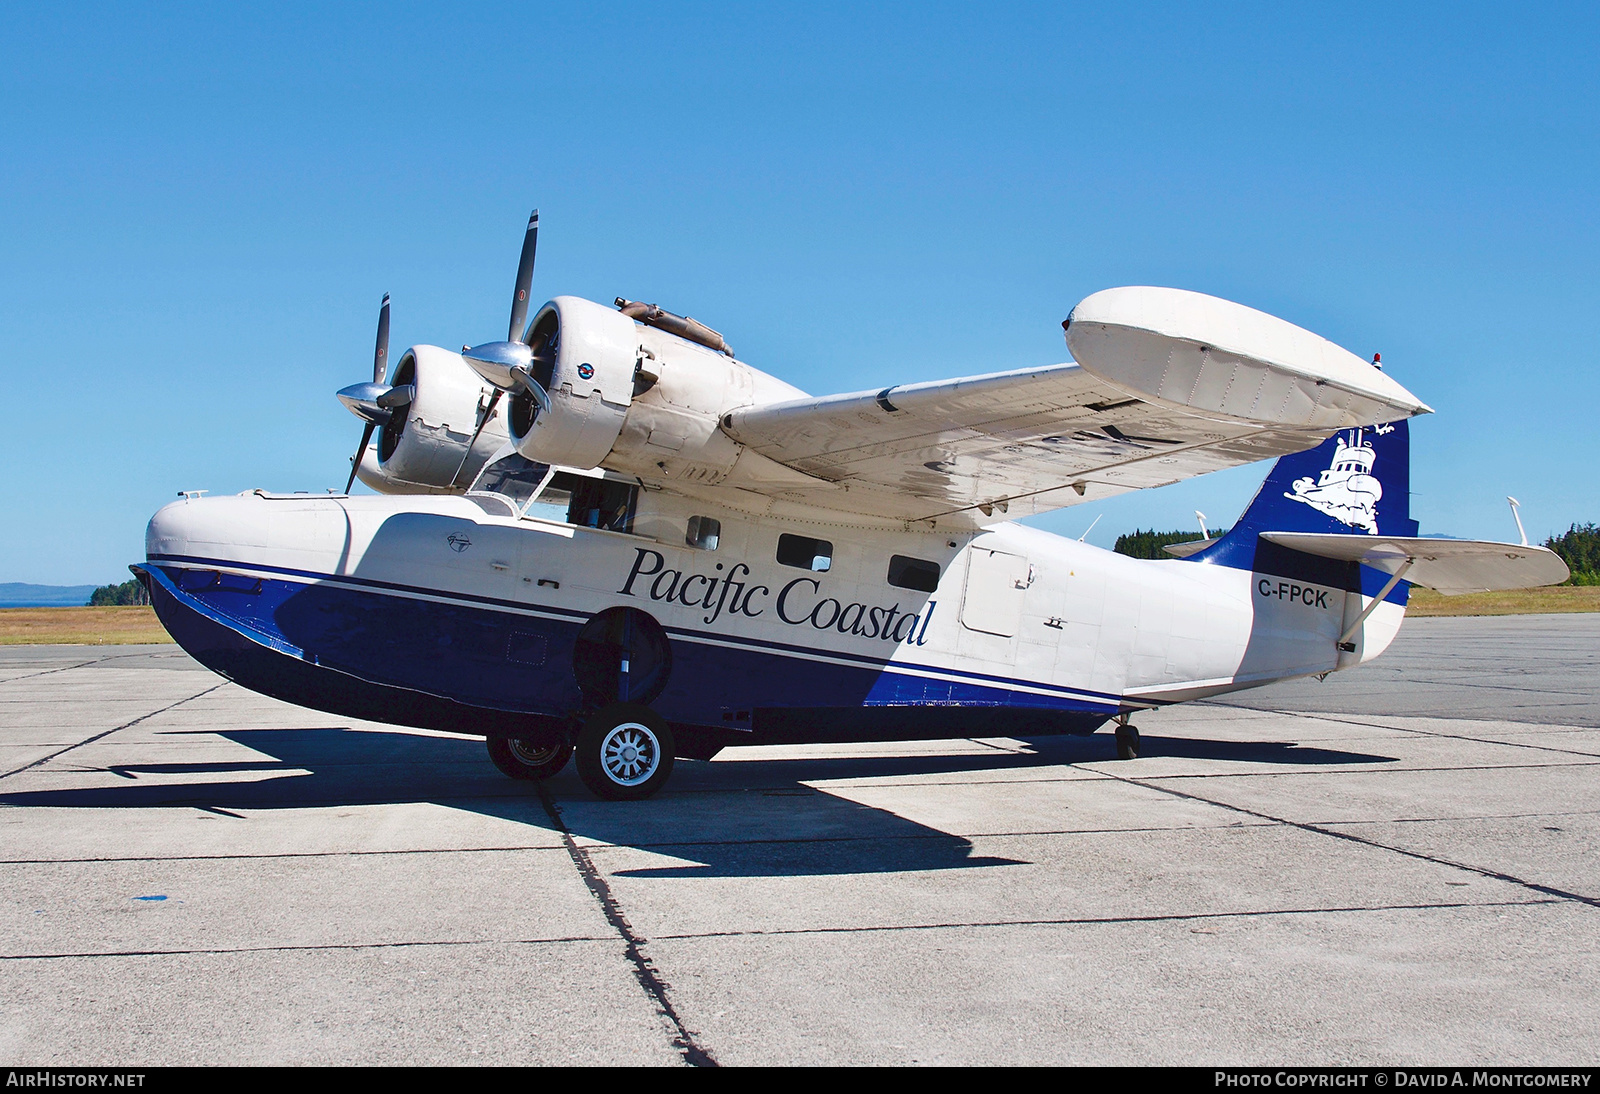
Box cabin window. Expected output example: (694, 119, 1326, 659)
(887, 554, 940, 592)
(777, 533, 832, 572)
(561, 474, 637, 533)
(686, 516, 721, 550)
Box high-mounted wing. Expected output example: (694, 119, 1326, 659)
(720, 288, 1431, 528)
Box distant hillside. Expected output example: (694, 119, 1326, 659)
(0, 583, 97, 608)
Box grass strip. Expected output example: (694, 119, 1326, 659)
(0, 606, 175, 645)
(1407, 584, 1600, 617)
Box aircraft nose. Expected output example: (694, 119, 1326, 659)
(145, 494, 267, 561)
(147, 497, 207, 560)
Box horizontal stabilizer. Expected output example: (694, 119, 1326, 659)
(1259, 532, 1570, 595)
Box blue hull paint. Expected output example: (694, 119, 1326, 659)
(135, 562, 1114, 748)
(140, 563, 568, 739)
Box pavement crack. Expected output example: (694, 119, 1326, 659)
(1246, 706, 1600, 760)
(0, 934, 616, 962)
(0, 649, 180, 684)
(1100, 767, 1600, 910)
(0, 683, 225, 782)
(536, 783, 717, 1068)
(0, 655, 122, 683)
(649, 898, 1559, 942)
(1140, 759, 1600, 782)
(0, 844, 574, 865)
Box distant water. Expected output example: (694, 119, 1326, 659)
(0, 583, 98, 608)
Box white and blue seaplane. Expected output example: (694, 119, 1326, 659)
(135, 211, 1569, 799)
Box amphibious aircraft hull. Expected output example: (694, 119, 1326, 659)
(134, 528, 1120, 760)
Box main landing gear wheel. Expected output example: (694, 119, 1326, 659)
(1115, 724, 1141, 761)
(487, 736, 573, 780)
(576, 702, 675, 801)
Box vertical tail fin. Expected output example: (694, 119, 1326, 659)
(1195, 420, 1419, 571)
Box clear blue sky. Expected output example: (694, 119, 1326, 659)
(3, 2, 1596, 584)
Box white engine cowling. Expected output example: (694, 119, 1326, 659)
(508, 296, 636, 469)
(370, 343, 508, 491)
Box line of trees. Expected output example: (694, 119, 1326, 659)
(1546, 523, 1600, 585)
(88, 578, 150, 606)
(1113, 527, 1229, 560)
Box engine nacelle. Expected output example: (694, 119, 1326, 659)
(371, 343, 508, 491)
(508, 296, 636, 469)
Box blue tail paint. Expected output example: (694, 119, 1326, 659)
(1191, 420, 1419, 602)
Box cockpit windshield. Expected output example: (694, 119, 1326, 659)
(467, 449, 637, 532)
(469, 451, 552, 514)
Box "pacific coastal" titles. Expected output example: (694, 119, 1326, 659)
(617, 548, 934, 645)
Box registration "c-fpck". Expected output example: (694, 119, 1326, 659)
(1257, 579, 1331, 608)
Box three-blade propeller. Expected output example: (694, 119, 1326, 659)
(335, 209, 549, 493)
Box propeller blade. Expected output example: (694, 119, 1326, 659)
(507, 209, 539, 343)
(373, 293, 391, 384)
(345, 421, 376, 494)
(451, 388, 504, 488)
(376, 384, 414, 411)
(509, 365, 553, 417)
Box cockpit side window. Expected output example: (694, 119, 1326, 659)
(559, 473, 637, 533)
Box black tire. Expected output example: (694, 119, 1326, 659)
(1115, 724, 1141, 761)
(575, 702, 675, 801)
(486, 735, 573, 780)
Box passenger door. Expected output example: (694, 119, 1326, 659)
(960, 549, 1031, 637)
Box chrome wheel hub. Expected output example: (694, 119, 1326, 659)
(600, 723, 659, 786)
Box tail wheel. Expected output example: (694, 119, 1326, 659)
(487, 735, 573, 780)
(1115, 724, 1141, 760)
(575, 702, 675, 801)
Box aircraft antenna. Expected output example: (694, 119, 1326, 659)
(1507, 497, 1528, 547)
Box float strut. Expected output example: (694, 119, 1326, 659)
(1338, 559, 1414, 651)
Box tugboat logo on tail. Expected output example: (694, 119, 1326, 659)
(1284, 428, 1383, 534)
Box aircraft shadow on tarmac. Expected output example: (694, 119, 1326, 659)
(0, 727, 1396, 879)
